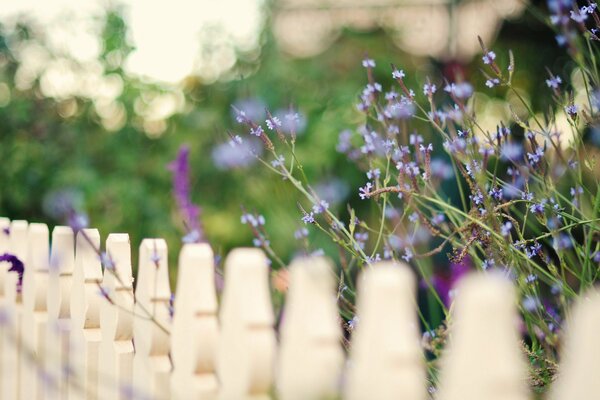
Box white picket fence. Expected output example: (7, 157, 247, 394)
(0, 217, 599, 400)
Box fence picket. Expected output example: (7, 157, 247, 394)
(2, 220, 28, 400)
(132, 239, 171, 400)
(0, 216, 10, 397)
(171, 243, 219, 400)
(217, 248, 275, 400)
(549, 289, 600, 400)
(345, 262, 425, 400)
(70, 229, 103, 400)
(21, 223, 50, 400)
(98, 234, 134, 400)
(277, 256, 343, 400)
(436, 273, 529, 400)
(47, 226, 76, 400)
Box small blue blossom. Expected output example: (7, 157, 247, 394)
(501, 221, 512, 237)
(265, 116, 282, 130)
(546, 76, 562, 89)
(362, 58, 375, 68)
(250, 125, 264, 136)
(530, 200, 546, 214)
(294, 227, 309, 240)
(392, 69, 405, 79)
(402, 248, 413, 262)
(522, 295, 541, 312)
(565, 104, 578, 115)
(312, 200, 330, 214)
(525, 274, 538, 284)
(408, 212, 419, 223)
(358, 182, 373, 200)
(482, 258, 495, 270)
(366, 168, 381, 180)
(482, 50, 496, 64)
(485, 78, 500, 88)
(301, 211, 315, 224)
(423, 82, 437, 96)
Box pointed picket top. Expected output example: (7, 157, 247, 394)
(0, 217, 9, 297)
(98, 233, 134, 400)
(548, 289, 600, 400)
(218, 247, 275, 399)
(436, 272, 529, 400)
(47, 226, 75, 320)
(22, 223, 49, 311)
(46, 226, 75, 400)
(277, 256, 343, 400)
(9, 220, 28, 260)
(132, 238, 171, 399)
(345, 261, 425, 400)
(171, 243, 219, 399)
(100, 233, 133, 341)
(70, 229, 102, 331)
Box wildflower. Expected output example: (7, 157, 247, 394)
(530, 200, 546, 214)
(235, 109, 247, 123)
(522, 295, 541, 312)
(402, 248, 413, 262)
(366, 168, 381, 180)
(241, 213, 265, 227)
(408, 212, 419, 223)
(489, 187, 503, 201)
(253, 237, 270, 247)
(482, 50, 496, 64)
(419, 143, 433, 153)
(570, 186, 583, 197)
(570, 8, 588, 23)
(521, 191, 534, 201)
(294, 227, 309, 240)
(432, 213, 445, 225)
(271, 154, 285, 168)
(312, 200, 329, 214)
(423, 82, 437, 96)
(500, 142, 523, 161)
(553, 233, 572, 250)
(565, 104, 578, 116)
(525, 242, 542, 259)
(471, 190, 484, 205)
(485, 78, 500, 88)
(265, 116, 282, 130)
(250, 125, 264, 137)
(348, 316, 359, 331)
(444, 82, 474, 99)
(501, 221, 512, 237)
(392, 69, 405, 79)
(525, 274, 537, 284)
(546, 75, 562, 89)
(527, 146, 545, 165)
(362, 58, 375, 68)
(358, 182, 373, 200)
(482, 258, 495, 270)
(301, 211, 315, 224)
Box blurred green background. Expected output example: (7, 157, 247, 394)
(0, 1, 564, 274)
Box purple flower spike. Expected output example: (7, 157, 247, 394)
(168, 145, 204, 243)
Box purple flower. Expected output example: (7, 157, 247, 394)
(530, 200, 546, 214)
(482, 50, 496, 64)
(0, 253, 25, 292)
(570, 8, 589, 23)
(525, 274, 538, 284)
(294, 228, 309, 240)
(423, 82, 437, 96)
(312, 200, 329, 215)
(265, 116, 281, 130)
(366, 168, 380, 180)
(250, 125, 264, 137)
(546, 76, 562, 89)
(358, 182, 373, 200)
(401, 248, 413, 262)
(241, 213, 265, 227)
(168, 145, 204, 243)
(501, 221, 512, 237)
(565, 104, 578, 116)
(485, 78, 500, 88)
(362, 58, 375, 68)
(392, 69, 405, 79)
(301, 211, 315, 224)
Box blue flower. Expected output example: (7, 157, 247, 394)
(482, 50, 496, 64)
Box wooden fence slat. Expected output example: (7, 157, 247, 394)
(47, 226, 76, 400)
(171, 243, 219, 400)
(21, 223, 50, 400)
(70, 229, 103, 400)
(98, 234, 134, 400)
(549, 289, 600, 400)
(276, 256, 343, 400)
(217, 248, 275, 400)
(0, 216, 11, 398)
(345, 262, 425, 400)
(2, 220, 28, 400)
(435, 273, 529, 400)
(132, 238, 171, 400)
